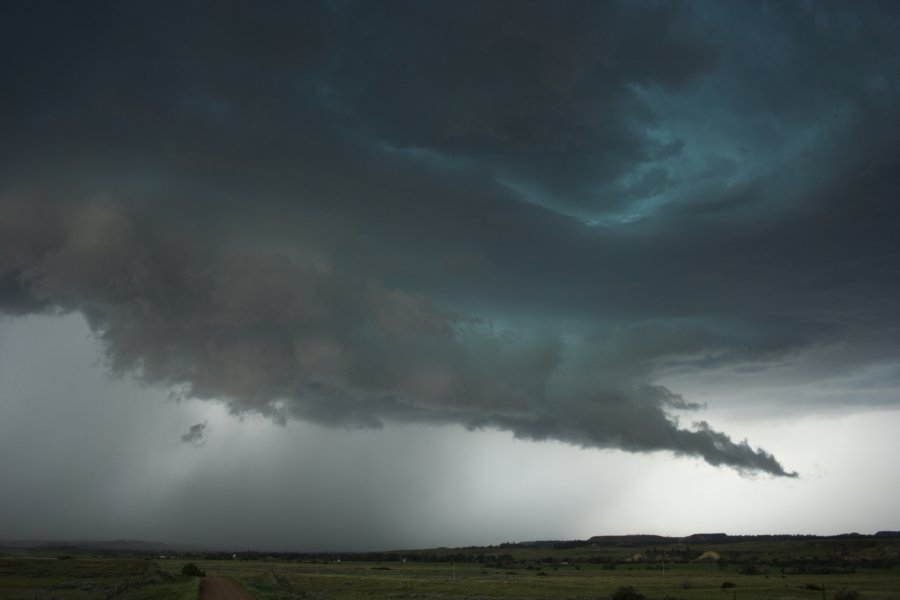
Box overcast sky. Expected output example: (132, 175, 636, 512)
(1, 0, 899, 551)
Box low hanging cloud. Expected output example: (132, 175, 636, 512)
(0, 199, 796, 476)
(181, 421, 209, 447)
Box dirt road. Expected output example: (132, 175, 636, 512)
(199, 576, 255, 600)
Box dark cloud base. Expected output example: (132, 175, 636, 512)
(1, 199, 796, 476)
(2, 1, 899, 479)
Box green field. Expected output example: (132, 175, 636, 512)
(2, 536, 898, 600)
(0, 553, 200, 599)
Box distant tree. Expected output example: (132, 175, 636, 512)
(181, 562, 206, 577)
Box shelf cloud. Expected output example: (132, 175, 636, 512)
(3, 1, 899, 483)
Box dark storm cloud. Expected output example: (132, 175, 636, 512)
(181, 421, 208, 447)
(0, 197, 797, 476)
(323, 0, 715, 212)
(2, 1, 899, 478)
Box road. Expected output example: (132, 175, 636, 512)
(199, 576, 255, 600)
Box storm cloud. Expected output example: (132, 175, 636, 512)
(2, 1, 899, 481)
(181, 421, 208, 447)
(0, 197, 797, 476)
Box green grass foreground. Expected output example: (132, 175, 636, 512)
(1, 536, 899, 600)
(0, 555, 201, 600)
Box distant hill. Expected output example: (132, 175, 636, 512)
(3, 531, 897, 555)
(585, 534, 671, 546)
(515, 531, 898, 549)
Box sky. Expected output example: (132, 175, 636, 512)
(1, 0, 899, 552)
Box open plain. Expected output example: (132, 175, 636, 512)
(2, 535, 898, 600)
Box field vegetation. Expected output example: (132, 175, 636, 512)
(0, 552, 200, 599)
(1, 534, 898, 599)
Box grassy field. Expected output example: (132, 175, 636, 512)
(205, 557, 900, 600)
(0, 552, 200, 600)
(2, 536, 898, 600)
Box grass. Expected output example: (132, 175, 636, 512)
(2, 537, 899, 600)
(0, 552, 202, 600)
(195, 559, 900, 600)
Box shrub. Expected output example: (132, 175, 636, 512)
(181, 563, 206, 577)
(611, 586, 645, 600)
(833, 589, 859, 600)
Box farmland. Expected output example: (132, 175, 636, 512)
(2, 534, 898, 600)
